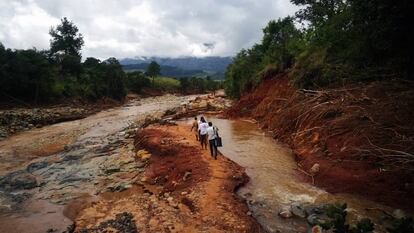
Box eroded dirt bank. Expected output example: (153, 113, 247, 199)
(74, 122, 261, 232)
(227, 73, 414, 212)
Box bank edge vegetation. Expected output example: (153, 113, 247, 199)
(224, 0, 413, 98)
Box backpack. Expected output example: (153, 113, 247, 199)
(214, 127, 222, 147)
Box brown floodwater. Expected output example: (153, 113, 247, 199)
(0, 199, 72, 233)
(204, 116, 396, 233)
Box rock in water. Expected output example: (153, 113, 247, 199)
(305, 204, 325, 216)
(291, 202, 306, 218)
(307, 214, 330, 226)
(104, 166, 121, 175)
(0, 170, 38, 190)
(279, 207, 293, 218)
(393, 209, 406, 219)
(26, 161, 48, 173)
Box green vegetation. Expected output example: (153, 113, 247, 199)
(316, 203, 414, 233)
(153, 76, 180, 92)
(225, 0, 413, 98)
(125, 71, 151, 94)
(387, 217, 414, 233)
(320, 203, 374, 233)
(179, 76, 223, 94)
(1, 18, 220, 105)
(125, 70, 222, 95)
(0, 18, 126, 104)
(146, 61, 161, 86)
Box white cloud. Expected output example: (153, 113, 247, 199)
(0, 0, 59, 50)
(0, 0, 299, 59)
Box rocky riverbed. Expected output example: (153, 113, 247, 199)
(0, 106, 87, 140)
(0, 94, 203, 233)
(0, 98, 125, 141)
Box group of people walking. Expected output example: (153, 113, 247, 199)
(191, 116, 221, 159)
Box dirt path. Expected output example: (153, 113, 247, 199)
(170, 121, 262, 232)
(74, 120, 262, 232)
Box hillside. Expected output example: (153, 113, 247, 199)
(122, 63, 210, 78)
(120, 56, 232, 72)
(120, 56, 232, 79)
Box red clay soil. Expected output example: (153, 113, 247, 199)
(134, 123, 263, 232)
(135, 128, 210, 192)
(227, 73, 414, 212)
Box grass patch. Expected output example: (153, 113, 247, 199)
(153, 76, 180, 92)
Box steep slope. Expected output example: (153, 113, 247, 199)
(227, 74, 414, 211)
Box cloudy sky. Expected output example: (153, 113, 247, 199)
(0, 0, 298, 59)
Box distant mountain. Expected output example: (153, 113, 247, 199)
(119, 56, 232, 79)
(122, 63, 209, 78)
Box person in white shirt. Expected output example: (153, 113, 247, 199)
(198, 117, 208, 149)
(206, 122, 219, 159)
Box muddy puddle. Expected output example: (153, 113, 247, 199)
(202, 117, 396, 233)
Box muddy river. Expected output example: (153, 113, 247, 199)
(207, 117, 396, 233)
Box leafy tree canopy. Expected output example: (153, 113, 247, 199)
(49, 17, 84, 57)
(146, 61, 161, 77)
(225, 0, 413, 98)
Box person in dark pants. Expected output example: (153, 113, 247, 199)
(206, 122, 218, 159)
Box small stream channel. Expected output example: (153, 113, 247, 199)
(205, 116, 395, 233)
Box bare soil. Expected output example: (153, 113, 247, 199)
(73, 122, 262, 232)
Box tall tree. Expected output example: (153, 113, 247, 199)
(105, 57, 126, 100)
(261, 17, 303, 69)
(146, 61, 161, 86)
(49, 17, 84, 57)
